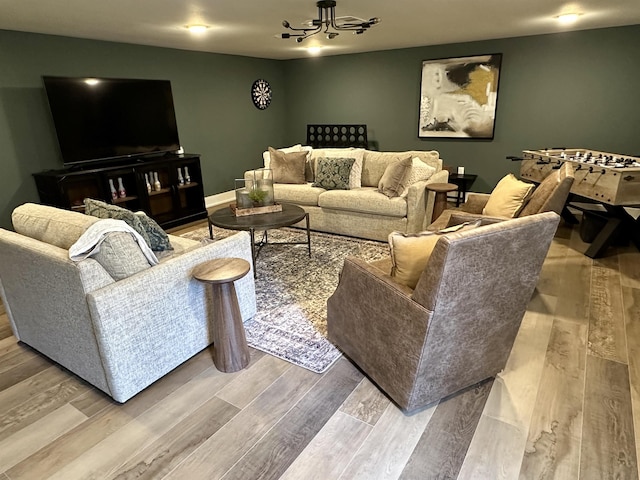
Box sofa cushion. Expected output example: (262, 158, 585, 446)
(362, 150, 441, 187)
(91, 232, 152, 280)
(312, 147, 364, 188)
(313, 157, 356, 190)
(274, 183, 325, 206)
(84, 199, 173, 252)
(318, 187, 407, 217)
(483, 174, 535, 218)
(134, 211, 174, 252)
(378, 156, 412, 198)
(388, 221, 481, 288)
(12, 203, 99, 250)
(263, 144, 302, 169)
(401, 158, 437, 197)
(268, 147, 307, 184)
(263, 145, 314, 181)
(389, 231, 439, 289)
(517, 165, 569, 217)
(155, 234, 202, 262)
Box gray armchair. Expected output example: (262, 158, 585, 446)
(327, 212, 560, 413)
(429, 161, 574, 230)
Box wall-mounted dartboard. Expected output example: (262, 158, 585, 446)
(251, 79, 272, 110)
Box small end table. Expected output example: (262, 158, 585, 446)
(192, 257, 251, 373)
(426, 183, 459, 222)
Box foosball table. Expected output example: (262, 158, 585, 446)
(519, 148, 640, 257)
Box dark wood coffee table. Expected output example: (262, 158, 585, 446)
(208, 203, 311, 277)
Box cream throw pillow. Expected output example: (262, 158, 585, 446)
(388, 221, 482, 289)
(400, 157, 437, 197)
(483, 174, 535, 217)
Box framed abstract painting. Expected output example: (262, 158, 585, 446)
(418, 54, 502, 139)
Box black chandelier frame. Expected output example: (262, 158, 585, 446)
(281, 0, 380, 43)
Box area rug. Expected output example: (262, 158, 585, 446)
(181, 226, 388, 373)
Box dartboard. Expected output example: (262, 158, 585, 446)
(251, 79, 272, 110)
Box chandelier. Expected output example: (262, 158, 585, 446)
(281, 0, 380, 43)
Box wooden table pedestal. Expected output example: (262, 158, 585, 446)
(426, 183, 459, 222)
(192, 258, 251, 373)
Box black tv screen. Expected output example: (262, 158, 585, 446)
(43, 76, 181, 166)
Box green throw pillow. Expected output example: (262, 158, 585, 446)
(135, 211, 174, 252)
(312, 157, 356, 190)
(84, 198, 173, 252)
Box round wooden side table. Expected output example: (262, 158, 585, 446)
(426, 183, 459, 222)
(192, 257, 251, 373)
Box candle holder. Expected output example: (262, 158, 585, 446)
(245, 168, 274, 207)
(232, 169, 280, 216)
(234, 179, 254, 209)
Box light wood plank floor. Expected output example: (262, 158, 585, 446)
(1, 219, 639, 479)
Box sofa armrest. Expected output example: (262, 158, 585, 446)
(461, 192, 490, 213)
(85, 231, 256, 402)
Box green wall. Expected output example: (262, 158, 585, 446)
(283, 25, 640, 192)
(2, 25, 640, 229)
(0, 30, 286, 228)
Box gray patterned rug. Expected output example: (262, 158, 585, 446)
(181, 226, 388, 373)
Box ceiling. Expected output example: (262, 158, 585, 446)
(2, 0, 640, 60)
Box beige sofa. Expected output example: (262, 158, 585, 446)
(0, 203, 256, 403)
(249, 148, 448, 242)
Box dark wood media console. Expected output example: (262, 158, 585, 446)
(33, 153, 208, 229)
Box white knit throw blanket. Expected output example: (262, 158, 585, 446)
(68, 219, 159, 265)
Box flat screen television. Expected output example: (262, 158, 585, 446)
(43, 76, 181, 167)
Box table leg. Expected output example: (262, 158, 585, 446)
(305, 213, 311, 257)
(561, 206, 580, 225)
(432, 191, 448, 222)
(584, 217, 622, 258)
(208, 218, 213, 239)
(249, 228, 257, 278)
(209, 282, 250, 373)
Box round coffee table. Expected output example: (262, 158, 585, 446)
(208, 203, 311, 277)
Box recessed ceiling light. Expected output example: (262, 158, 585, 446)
(556, 13, 581, 24)
(307, 47, 322, 56)
(186, 24, 209, 34)
(84, 78, 99, 86)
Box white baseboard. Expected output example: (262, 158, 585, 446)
(205, 190, 235, 209)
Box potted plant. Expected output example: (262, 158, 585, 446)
(248, 187, 268, 207)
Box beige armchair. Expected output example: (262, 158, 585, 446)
(429, 161, 574, 230)
(327, 211, 560, 413)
